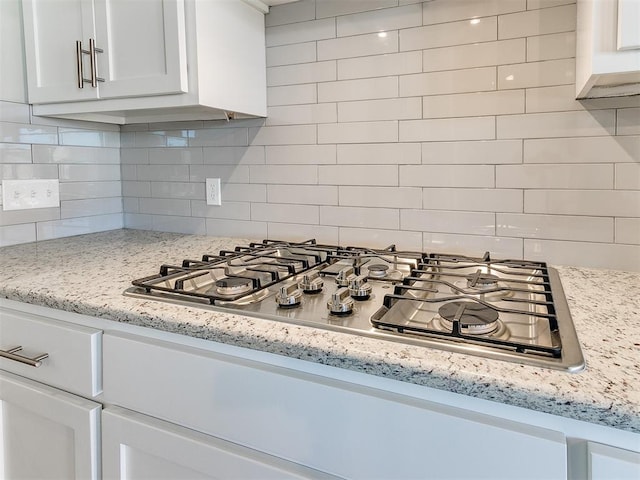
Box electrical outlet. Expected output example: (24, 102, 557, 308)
(1, 179, 60, 211)
(206, 178, 222, 206)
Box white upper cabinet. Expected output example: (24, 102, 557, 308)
(576, 0, 640, 98)
(21, 0, 267, 124)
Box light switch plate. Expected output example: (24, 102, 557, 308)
(2, 179, 60, 211)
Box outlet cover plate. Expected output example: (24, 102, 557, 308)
(206, 178, 222, 206)
(2, 179, 60, 211)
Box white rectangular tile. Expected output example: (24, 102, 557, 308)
(497, 164, 613, 189)
(422, 140, 523, 165)
(319, 165, 398, 186)
(0, 223, 36, 247)
(525, 85, 583, 113)
(249, 125, 317, 145)
(498, 59, 575, 89)
(400, 165, 495, 187)
(615, 163, 640, 190)
(524, 136, 640, 163)
(400, 17, 497, 51)
(0, 143, 31, 164)
(422, 39, 525, 73)
(61, 197, 122, 219)
(33, 145, 120, 164)
(120, 148, 149, 165)
(319, 121, 398, 144)
(616, 218, 640, 245)
(206, 218, 266, 239)
(147, 121, 203, 131)
(338, 51, 422, 80)
(400, 67, 496, 97)
(123, 197, 139, 213)
(267, 61, 336, 87)
(58, 128, 120, 147)
(0, 101, 30, 123)
(267, 185, 338, 205)
(124, 213, 154, 230)
(1, 163, 57, 179)
(318, 76, 398, 102)
(60, 181, 122, 200)
(266, 42, 317, 67)
(321, 205, 399, 229)
(498, 4, 576, 39)
(266, 104, 337, 126)
(190, 165, 250, 183)
(337, 143, 421, 165)
(266, 18, 336, 47)
(617, 108, 640, 135)
(0, 122, 58, 144)
(189, 128, 248, 147)
(337, 4, 422, 37)
(401, 209, 495, 235)
(120, 132, 135, 148)
(339, 98, 421, 122)
(316, 0, 397, 19)
(267, 223, 339, 245)
(525, 190, 640, 216)
(268, 84, 318, 106)
(203, 146, 264, 165)
(423, 90, 524, 118)
(36, 214, 123, 242)
(252, 202, 319, 224)
(150, 215, 206, 235)
(149, 147, 204, 165)
(250, 165, 318, 184)
(139, 198, 191, 216)
(266, 145, 337, 165)
(120, 165, 137, 181)
(339, 186, 422, 208)
(151, 182, 205, 200)
(423, 0, 526, 24)
(340, 227, 423, 251)
(122, 181, 151, 198)
(266, 0, 315, 27)
(527, 0, 576, 10)
(524, 239, 640, 271)
(220, 183, 266, 203)
(191, 200, 251, 220)
(58, 164, 121, 182)
(497, 213, 613, 242)
(400, 117, 495, 142)
(527, 32, 576, 62)
(318, 31, 399, 61)
(422, 188, 523, 213)
(0, 206, 59, 226)
(422, 232, 523, 258)
(497, 110, 616, 139)
(136, 165, 189, 182)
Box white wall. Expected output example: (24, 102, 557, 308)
(121, 0, 640, 271)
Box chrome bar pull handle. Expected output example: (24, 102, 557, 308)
(0, 346, 49, 368)
(76, 40, 84, 88)
(88, 38, 104, 87)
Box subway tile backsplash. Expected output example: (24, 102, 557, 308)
(1, 0, 639, 271)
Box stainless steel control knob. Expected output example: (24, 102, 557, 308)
(335, 266, 355, 287)
(276, 283, 302, 308)
(299, 270, 324, 294)
(349, 274, 372, 300)
(327, 287, 354, 315)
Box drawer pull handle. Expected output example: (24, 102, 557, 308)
(0, 346, 49, 368)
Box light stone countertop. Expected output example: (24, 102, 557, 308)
(0, 229, 638, 433)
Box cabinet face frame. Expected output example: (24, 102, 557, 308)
(0, 371, 101, 480)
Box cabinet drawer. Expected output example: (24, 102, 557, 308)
(0, 307, 101, 397)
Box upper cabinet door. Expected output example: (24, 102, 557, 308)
(22, 0, 99, 103)
(93, 0, 188, 99)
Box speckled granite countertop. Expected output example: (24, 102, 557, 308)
(0, 229, 638, 433)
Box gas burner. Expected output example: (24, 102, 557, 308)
(215, 277, 253, 296)
(466, 270, 499, 288)
(367, 264, 389, 278)
(437, 301, 499, 335)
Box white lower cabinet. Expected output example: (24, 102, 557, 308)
(0, 370, 101, 479)
(102, 406, 338, 480)
(587, 442, 640, 480)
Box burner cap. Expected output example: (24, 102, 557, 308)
(438, 301, 499, 334)
(367, 263, 389, 277)
(466, 271, 500, 288)
(215, 277, 253, 296)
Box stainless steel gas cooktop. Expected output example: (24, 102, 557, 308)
(124, 239, 585, 372)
